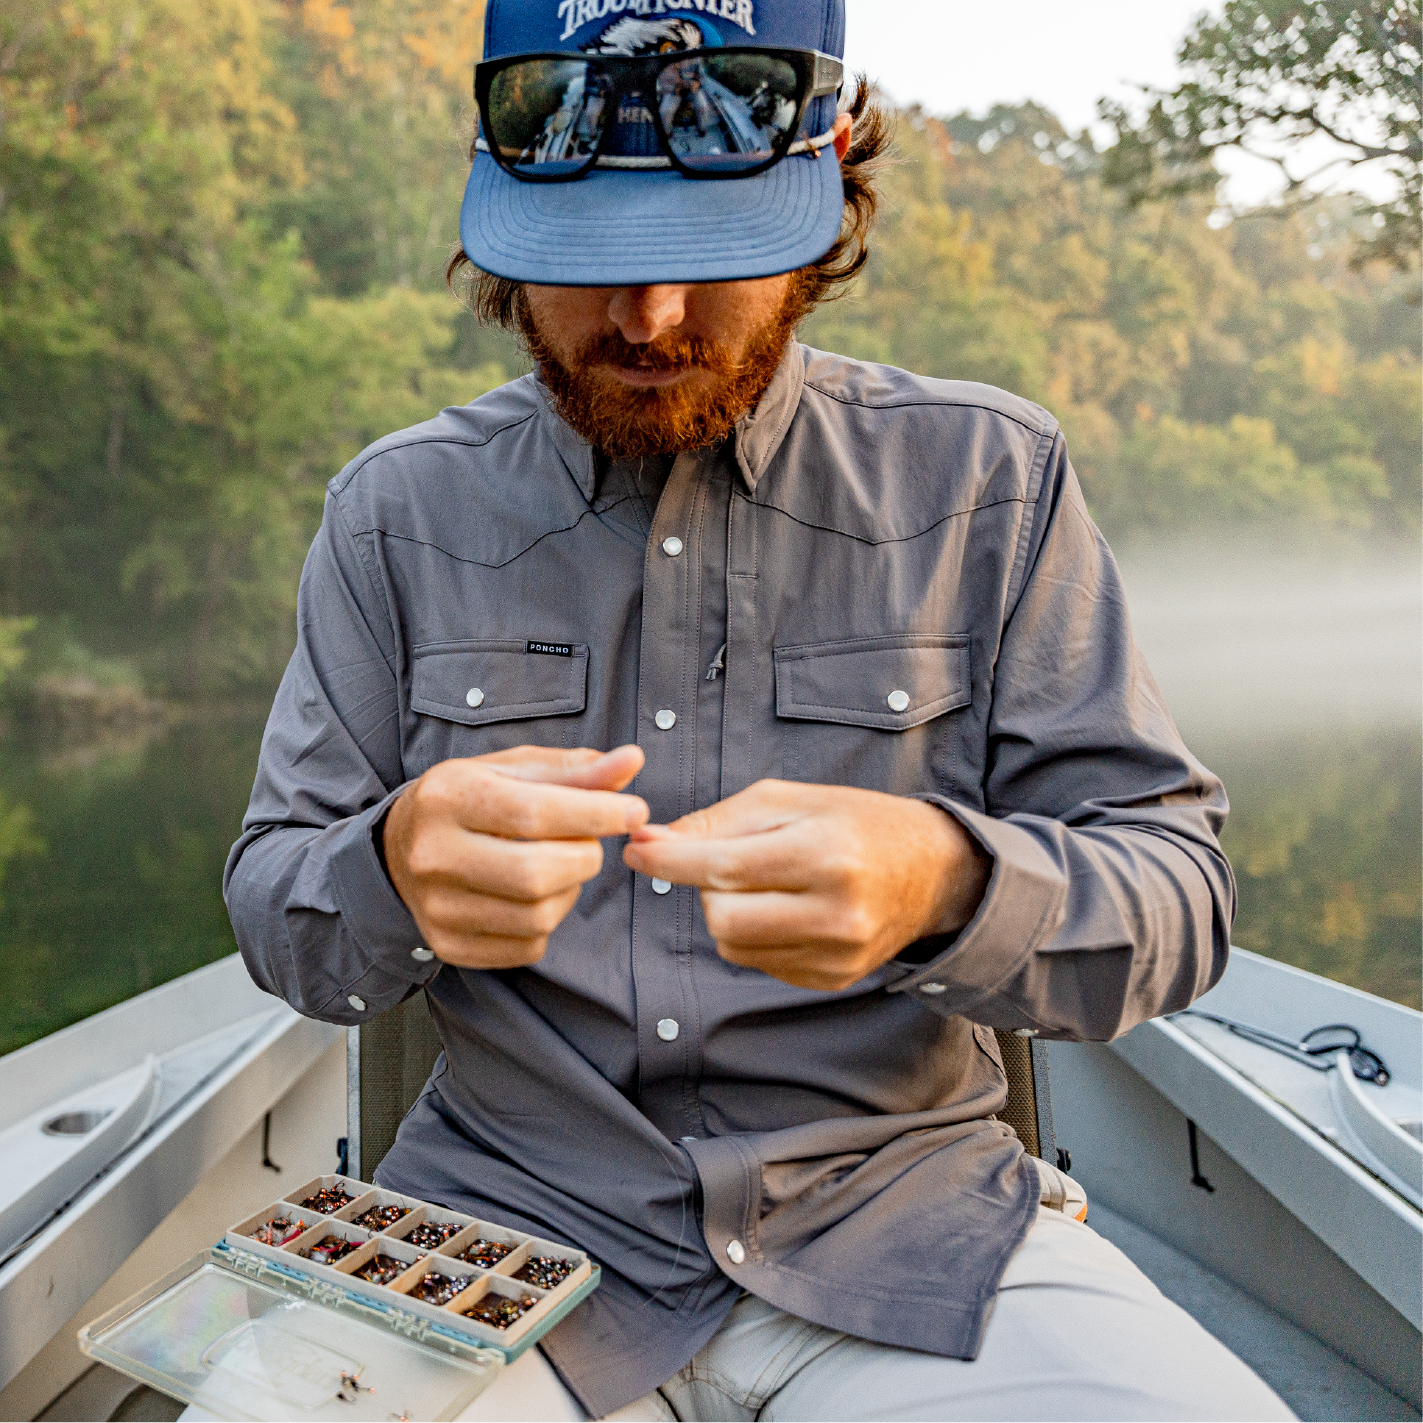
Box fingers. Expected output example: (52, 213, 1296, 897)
(716, 940, 874, 994)
(429, 760, 649, 840)
(410, 832, 604, 902)
(418, 882, 583, 944)
(699, 888, 872, 949)
(626, 779, 804, 845)
(481, 744, 646, 792)
(624, 826, 820, 891)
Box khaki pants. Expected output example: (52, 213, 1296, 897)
(465, 1179, 1293, 1422)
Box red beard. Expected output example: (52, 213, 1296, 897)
(519, 278, 810, 458)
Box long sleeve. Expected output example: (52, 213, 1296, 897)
(893, 438, 1234, 1039)
(223, 490, 435, 1023)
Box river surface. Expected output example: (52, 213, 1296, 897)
(0, 539, 1417, 1055)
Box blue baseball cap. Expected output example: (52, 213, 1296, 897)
(460, 0, 847, 287)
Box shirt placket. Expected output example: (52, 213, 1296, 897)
(631, 448, 714, 1138)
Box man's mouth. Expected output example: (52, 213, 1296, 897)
(608, 362, 697, 389)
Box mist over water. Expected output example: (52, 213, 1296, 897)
(1118, 534, 1422, 1008)
(1119, 537, 1422, 739)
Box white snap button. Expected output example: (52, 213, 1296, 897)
(1014, 1027, 1039, 1037)
(347, 995, 367, 1012)
(411, 947, 435, 963)
(654, 709, 677, 730)
(919, 981, 947, 995)
(466, 687, 485, 708)
(662, 536, 684, 557)
(651, 878, 672, 895)
(887, 689, 911, 712)
(726, 1239, 746, 1265)
(656, 1018, 680, 1042)
(680, 1135, 699, 1143)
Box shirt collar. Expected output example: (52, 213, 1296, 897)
(534, 338, 806, 502)
(731, 340, 805, 495)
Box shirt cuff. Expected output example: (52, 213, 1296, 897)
(887, 795, 1067, 1015)
(326, 784, 436, 994)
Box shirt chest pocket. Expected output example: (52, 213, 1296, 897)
(772, 634, 972, 794)
(407, 640, 589, 770)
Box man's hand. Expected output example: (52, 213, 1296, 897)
(384, 745, 648, 970)
(622, 781, 992, 992)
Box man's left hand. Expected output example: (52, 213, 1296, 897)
(622, 781, 991, 992)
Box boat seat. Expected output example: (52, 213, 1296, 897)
(346, 996, 1060, 1176)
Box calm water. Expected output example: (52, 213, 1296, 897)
(0, 542, 1418, 1055)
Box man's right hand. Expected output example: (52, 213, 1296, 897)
(382, 745, 647, 969)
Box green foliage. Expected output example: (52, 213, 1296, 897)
(803, 103, 1420, 539)
(1097, 0, 1421, 271)
(0, 0, 506, 695)
(0, 3, 1416, 697)
(0, 617, 32, 690)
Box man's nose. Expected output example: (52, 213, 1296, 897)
(607, 285, 690, 344)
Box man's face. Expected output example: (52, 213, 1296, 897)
(520, 274, 808, 459)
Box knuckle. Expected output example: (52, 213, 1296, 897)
(841, 905, 877, 945)
(701, 899, 731, 938)
(505, 800, 546, 841)
(505, 854, 551, 899)
(528, 899, 566, 935)
(404, 839, 443, 883)
(519, 936, 550, 964)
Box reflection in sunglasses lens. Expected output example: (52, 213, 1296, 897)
(661, 54, 801, 171)
(486, 53, 804, 177)
(488, 59, 601, 174)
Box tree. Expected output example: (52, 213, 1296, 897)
(0, 0, 502, 692)
(1099, 1, 1421, 271)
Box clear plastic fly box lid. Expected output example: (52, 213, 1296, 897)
(78, 1249, 503, 1421)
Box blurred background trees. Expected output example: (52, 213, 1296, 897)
(0, 0, 1417, 702)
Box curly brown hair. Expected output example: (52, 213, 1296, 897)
(447, 75, 892, 329)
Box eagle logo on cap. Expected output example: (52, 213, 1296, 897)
(581, 17, 713, 56)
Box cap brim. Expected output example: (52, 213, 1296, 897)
(460, 149, 844, 287)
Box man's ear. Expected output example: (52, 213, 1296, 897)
(831, 112, 853, 162)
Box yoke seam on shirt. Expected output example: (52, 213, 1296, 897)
(329, 413, 540, 494)
(800, 380, 1055, 438)
(748, 493, 1027, 546)
(342, 496, 642, 570)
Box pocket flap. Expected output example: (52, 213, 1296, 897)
(774, 635, 970, 730)
(411, 640, 588, 726)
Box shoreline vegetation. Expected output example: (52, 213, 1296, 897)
(1, 2, 1416, 708)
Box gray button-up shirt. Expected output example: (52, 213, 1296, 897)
(225, 343, 1232, 1416)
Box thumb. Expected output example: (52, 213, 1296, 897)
(486, 744, 646, 793)
(628, 784, 797, 843)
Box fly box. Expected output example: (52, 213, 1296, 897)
(78, 1175, 600, 1421)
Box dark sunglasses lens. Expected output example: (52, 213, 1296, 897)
(1349, 1049, 1389, 1084)
(486, 59, 603, 174)
(656, 53, 801, 172)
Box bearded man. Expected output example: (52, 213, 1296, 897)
(225, 2, 1292, 1418)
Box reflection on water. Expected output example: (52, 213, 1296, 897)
(0, 538, 1418, 1053)
(1121, 537, 1422, 1011)
(1210, 729, 1421, 1009)
(0, 715, 266, 1056)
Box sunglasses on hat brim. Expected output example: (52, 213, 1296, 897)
(475, 47, 844, 182)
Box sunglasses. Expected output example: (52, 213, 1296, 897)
(475, 46, 844, 182)
(1179, 1010, 1391, 1086)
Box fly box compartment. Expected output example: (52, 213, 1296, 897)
(79, 1178, 600, 1421)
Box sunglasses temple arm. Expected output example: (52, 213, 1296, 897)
(1185, 1010, 1307, 1054)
